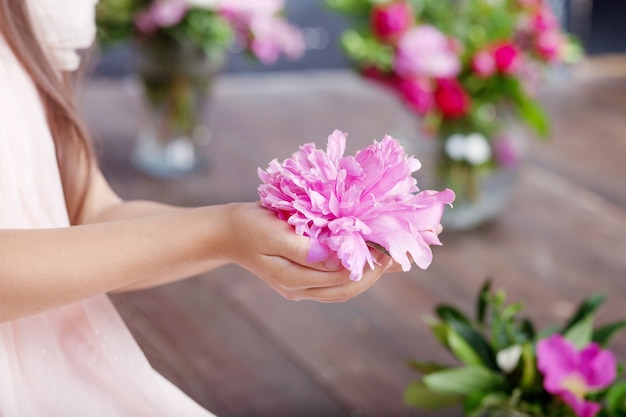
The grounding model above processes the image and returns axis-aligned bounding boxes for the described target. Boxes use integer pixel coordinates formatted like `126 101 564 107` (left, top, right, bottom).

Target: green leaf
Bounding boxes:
519 318 536 342
426 316 450 348
477 279 492 324
407 360 449 375
515 95 550 138
564 312 594 349
404 381 463 410
447 325 485 366
437 305 472 324
448 318 499 370
424 366 505 396
464 390 491 415
520 343 537 389
562 293 606 334
606 382 626 413
593 320 626 347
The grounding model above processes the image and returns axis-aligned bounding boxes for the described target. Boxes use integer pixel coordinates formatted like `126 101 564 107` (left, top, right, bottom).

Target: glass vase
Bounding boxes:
414 116 527 231
132 37 226 178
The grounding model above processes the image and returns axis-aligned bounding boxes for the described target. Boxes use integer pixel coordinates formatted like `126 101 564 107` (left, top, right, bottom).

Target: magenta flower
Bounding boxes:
394 25 461 79
493 42 522 74
537 334 617 417
395 76 434 116
370 1 414 43
258 130 455 281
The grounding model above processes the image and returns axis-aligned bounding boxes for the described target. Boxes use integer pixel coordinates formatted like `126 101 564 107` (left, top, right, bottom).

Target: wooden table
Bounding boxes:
80 55 626 417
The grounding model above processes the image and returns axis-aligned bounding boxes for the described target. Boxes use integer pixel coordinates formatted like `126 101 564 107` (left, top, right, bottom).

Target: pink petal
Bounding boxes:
537 334 580 395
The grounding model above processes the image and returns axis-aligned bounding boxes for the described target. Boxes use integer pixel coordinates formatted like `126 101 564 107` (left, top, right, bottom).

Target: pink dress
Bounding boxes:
0 1 217 415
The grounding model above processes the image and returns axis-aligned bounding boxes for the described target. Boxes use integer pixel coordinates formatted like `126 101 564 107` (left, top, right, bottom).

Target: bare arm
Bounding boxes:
0 166 392 322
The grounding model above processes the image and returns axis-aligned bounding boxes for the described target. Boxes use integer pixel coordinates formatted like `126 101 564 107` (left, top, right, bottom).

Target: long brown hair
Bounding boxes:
0 0 93 225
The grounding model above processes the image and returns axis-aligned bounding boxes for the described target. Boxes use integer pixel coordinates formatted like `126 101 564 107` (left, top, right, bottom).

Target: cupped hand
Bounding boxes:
223 202 393 302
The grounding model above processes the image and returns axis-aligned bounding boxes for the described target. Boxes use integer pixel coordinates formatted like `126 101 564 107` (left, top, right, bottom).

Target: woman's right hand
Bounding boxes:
222 202 393 303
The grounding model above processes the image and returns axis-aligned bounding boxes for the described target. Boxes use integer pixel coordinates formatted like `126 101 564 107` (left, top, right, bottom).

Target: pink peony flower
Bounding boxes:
219 0 304 63
248 16 305 64
370 1 414 43
258 130 454 281
434 78 470 119
537 334 617 417
394 25 461 79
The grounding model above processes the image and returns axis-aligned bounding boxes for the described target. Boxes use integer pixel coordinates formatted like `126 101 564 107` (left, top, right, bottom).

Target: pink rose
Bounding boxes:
493 42 521 74
394 25 461 79
395 76 434 116
535 30 565 62
471 50 497 77
370 1 414 43
434 78 469 119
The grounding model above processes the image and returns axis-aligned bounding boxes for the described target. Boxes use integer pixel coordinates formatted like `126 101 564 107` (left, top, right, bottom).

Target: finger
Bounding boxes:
259 254 353 290
300 255 392 302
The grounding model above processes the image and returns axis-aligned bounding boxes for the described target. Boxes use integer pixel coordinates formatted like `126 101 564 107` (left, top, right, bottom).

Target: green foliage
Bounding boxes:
96 0 233 53
404 279 626 416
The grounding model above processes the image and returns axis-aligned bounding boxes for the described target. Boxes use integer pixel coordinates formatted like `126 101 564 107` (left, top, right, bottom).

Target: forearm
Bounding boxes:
0 205 233 322
81 199 231 291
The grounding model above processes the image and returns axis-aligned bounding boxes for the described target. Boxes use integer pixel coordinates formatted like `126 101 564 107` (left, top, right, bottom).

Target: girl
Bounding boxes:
0 0 393 415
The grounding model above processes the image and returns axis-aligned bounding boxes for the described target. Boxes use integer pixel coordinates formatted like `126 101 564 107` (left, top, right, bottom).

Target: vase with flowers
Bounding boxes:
96 0 305 177
327 0 581 229
405 279 626 417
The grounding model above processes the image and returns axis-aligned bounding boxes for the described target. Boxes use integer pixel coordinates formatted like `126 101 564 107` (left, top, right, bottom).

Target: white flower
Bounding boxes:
444 133 492 165
464 133 491 165
496 344 523 373
444 134 467 161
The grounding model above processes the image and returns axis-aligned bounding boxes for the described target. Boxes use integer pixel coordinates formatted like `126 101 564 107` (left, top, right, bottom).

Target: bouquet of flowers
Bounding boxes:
326 0 581 226
258 130 455 281
96 0 305 64
95 0 305 177
405 279 626 417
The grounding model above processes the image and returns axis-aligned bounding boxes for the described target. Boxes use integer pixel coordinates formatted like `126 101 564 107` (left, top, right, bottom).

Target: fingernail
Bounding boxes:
323 257 342 270
383 259 394 272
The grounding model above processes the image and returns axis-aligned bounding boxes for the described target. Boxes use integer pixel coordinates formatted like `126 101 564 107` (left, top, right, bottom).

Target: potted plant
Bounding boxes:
405 279 626 416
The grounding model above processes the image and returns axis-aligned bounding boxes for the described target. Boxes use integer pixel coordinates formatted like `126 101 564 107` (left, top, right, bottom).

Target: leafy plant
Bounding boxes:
405 279 626 417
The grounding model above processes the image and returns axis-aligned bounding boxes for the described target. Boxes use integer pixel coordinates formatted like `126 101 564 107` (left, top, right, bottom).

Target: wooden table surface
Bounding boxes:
80 55 626 417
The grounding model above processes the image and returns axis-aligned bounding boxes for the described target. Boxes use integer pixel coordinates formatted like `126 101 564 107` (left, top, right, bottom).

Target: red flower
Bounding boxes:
434 78 470 119
370 1 413 43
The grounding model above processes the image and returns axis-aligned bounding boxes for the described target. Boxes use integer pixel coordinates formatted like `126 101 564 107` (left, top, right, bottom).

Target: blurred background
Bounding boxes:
83 1 626 416
92 0 625 77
